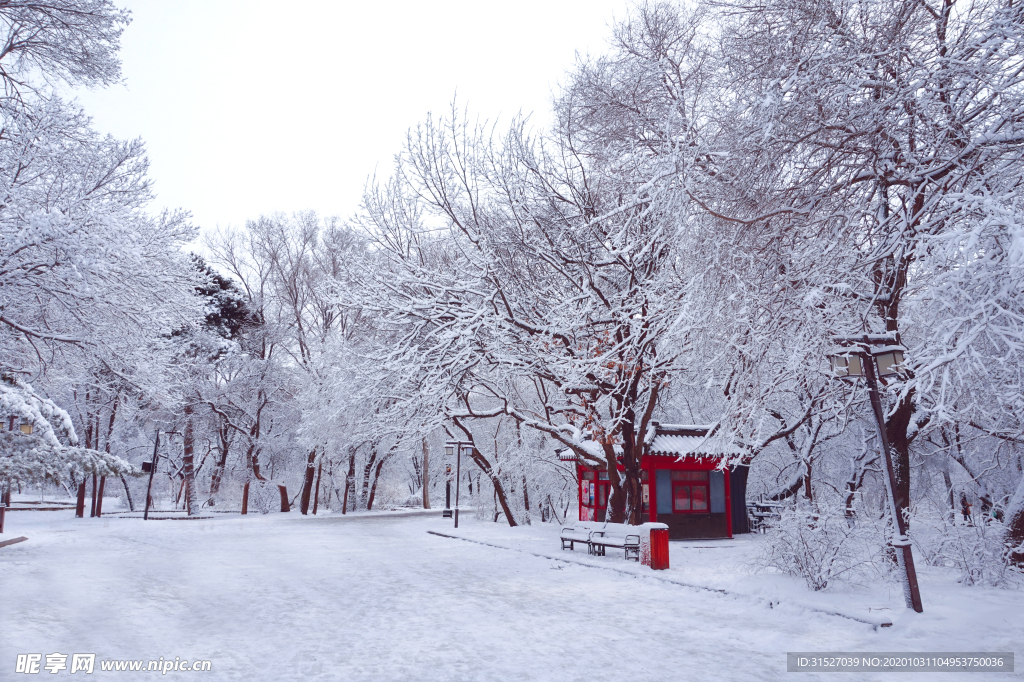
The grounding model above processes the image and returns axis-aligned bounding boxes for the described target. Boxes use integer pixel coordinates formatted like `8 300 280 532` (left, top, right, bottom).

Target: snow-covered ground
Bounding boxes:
1 508 1020 681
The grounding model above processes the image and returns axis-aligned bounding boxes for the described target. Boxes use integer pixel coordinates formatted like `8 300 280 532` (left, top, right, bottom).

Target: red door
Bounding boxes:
596 482 609 521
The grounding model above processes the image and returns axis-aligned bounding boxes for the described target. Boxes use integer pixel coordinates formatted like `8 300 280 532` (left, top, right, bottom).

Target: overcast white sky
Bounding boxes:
70 0 632 232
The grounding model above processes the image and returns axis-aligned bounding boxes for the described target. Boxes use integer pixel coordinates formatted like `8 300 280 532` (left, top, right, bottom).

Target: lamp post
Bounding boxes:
142 430 161 521
443 464 453 519
830 334 923 613
445 441 471 528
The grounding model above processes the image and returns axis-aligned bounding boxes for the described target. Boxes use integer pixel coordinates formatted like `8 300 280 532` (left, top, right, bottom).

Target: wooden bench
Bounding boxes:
748 500 784 533
560 525 592 551
589 527 641 561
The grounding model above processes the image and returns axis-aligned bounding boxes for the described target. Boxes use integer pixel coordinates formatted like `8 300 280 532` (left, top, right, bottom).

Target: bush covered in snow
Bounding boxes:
755 505 887 591
911 513 1023 588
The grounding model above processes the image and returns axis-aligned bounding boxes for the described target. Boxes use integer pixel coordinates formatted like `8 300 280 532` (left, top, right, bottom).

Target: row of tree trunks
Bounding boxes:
70 389 122 519
240 481 291 514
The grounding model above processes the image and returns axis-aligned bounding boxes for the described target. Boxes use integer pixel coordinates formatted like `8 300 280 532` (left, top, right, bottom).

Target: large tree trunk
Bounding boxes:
95 476 106 516
96 395 119 518
366 459 384 511
342 447 356 514
421 437 430 509
521 475 531 525
360 447 378 510
299 447 318 515
603 443 627 524
886 392 914 522
181 406 198 516
452 419 517 526
616 380 661 525
366 444 400 511
207 417 230 506
75 481 86 518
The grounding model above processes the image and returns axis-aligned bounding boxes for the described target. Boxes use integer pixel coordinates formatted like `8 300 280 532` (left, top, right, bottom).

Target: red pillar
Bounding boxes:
647 459 658 523
649 527 669 570
724 467 733 539
576 464 582 523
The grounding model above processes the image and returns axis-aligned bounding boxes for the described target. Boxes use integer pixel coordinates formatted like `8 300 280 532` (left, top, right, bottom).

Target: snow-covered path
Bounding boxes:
1 511 1018 681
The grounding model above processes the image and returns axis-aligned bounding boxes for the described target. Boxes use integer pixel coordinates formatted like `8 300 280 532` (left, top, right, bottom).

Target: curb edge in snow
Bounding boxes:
0 536 29 549
426 530 893 630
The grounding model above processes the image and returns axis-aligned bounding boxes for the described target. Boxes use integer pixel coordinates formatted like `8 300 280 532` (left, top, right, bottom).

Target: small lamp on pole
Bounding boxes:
829 335 922 613
143 430 161 521
443 459 453 519
445 440 470 528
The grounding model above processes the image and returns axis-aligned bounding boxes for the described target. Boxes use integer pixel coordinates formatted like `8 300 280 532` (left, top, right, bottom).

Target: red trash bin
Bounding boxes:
649 527 669 570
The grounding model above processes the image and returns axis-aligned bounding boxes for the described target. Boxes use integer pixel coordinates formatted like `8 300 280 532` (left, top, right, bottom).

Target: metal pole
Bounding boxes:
143 430 160 521
454 443 463 528
862 348 924 613
443 464 452 518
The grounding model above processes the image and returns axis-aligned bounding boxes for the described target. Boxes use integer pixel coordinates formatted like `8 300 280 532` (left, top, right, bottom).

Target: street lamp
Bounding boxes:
445 441 471 528
829 334 922 613
143 430 160 520
442 464 453 519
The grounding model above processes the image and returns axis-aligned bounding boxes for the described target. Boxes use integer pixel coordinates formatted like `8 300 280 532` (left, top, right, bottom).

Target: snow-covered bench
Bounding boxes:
560 524 592 551
588 524 641 562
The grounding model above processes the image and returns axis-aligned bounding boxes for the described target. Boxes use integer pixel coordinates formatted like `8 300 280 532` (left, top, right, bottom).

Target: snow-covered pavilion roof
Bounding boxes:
646 423 745 457
647 434 745 457
556 422 744 462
